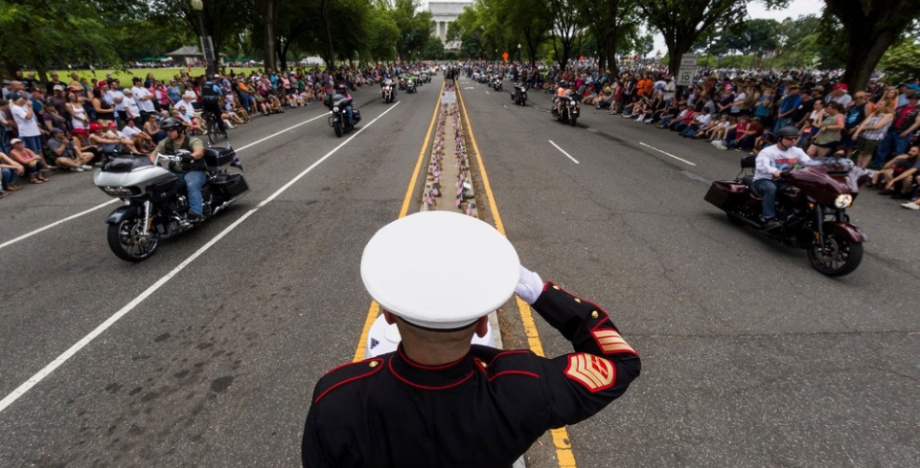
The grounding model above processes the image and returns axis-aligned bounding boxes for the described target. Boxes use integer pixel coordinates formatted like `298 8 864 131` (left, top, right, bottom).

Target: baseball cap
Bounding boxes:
53 85 64 91
97 80 107 88
832 83 848 91
361 211 520 330
10 138 22 145
6 91 23 101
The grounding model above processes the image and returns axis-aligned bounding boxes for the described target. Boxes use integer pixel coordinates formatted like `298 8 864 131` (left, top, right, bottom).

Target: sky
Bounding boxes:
648 0 825 57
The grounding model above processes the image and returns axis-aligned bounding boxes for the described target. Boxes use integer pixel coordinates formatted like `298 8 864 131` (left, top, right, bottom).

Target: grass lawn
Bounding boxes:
25 67 265 83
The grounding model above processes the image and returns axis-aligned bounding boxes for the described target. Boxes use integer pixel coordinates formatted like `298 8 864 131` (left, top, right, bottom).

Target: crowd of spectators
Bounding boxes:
474 61 920 212
0 64 400 199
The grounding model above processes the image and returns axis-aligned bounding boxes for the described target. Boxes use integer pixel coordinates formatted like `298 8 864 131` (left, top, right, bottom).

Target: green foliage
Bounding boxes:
878 39 920 85
0 0 118 76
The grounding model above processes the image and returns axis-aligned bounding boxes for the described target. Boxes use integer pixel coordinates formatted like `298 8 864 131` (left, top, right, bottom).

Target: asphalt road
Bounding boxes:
1 75 917 468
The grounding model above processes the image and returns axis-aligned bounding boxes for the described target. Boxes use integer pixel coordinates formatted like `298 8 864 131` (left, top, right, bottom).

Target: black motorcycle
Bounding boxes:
552 95 579 126
325 95 361 137
492 76 503 91
382 83 395 104
511 84 527 106
94 148 249 262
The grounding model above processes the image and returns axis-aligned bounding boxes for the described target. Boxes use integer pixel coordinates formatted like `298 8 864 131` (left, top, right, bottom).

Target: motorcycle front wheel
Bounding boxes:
334 121 343 137
107 216 159 262
806 233 863 276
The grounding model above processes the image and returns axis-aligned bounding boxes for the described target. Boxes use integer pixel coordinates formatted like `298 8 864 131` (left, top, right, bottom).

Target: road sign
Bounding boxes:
677 54 697 86
502 52 509 62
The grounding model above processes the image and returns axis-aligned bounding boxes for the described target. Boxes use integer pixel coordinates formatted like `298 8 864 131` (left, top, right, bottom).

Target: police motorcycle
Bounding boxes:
382 79 396 104
704 147 868 277
552 86 580 126
491 75 503 91
511 83 528 106
93 126 249 262
324 85 362 137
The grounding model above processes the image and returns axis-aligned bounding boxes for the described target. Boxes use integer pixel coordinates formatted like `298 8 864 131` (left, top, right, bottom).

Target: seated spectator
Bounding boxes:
47 128 93 171
1 151 24 192
716 115 758 150
88 122 122 154
105 122 139 153
682 107 713 138
900 173 920 210
703 115 731 141
143 113 166 143
91 82 116 125
658 104 689 129
873 146 919 198
71 128 101 164
122 88 141 126
8 138 49 183
121 118 154 151
173 106 203 133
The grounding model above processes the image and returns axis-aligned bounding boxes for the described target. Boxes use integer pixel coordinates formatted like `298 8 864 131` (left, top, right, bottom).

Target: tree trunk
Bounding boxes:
320 0 336 70
842 28 897 91
263 0 276 72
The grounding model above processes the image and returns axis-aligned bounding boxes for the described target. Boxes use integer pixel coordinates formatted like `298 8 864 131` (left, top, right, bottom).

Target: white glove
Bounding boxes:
515 265 544 305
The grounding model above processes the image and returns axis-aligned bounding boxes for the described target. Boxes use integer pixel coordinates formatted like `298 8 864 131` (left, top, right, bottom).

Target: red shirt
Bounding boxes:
895 104 917 129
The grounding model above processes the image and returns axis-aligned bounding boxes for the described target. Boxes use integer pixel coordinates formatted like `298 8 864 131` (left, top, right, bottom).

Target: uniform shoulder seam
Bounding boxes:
313 358 384 404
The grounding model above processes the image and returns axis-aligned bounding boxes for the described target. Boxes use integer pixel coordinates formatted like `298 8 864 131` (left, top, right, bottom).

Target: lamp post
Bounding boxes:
517 43 521 63
494 48 498 61
190 0 215 75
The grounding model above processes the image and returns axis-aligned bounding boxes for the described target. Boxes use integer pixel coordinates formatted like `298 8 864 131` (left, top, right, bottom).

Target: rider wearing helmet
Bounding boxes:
201 74 226 132
555 81 573 114
150 117 207 222
753 126 813 230
334 82 354 127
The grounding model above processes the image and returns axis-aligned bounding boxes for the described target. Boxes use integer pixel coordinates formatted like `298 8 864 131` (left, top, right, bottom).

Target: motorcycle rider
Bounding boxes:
382 76 397 99
201 74 226 132
555 81 574 115
753 126 813 230
331 83 354 127
149 117 207 222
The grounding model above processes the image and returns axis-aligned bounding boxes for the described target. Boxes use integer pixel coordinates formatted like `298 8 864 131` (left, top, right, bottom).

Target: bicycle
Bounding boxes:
202 110 227 145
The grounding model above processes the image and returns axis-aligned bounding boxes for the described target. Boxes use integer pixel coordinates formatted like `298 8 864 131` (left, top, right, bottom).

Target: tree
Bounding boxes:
638 0 757 75
574 0 640 75
824 0 920 91
543 0 583 66
0 0 117 79
154 0 252 64
390 0 433 61
878 38 920 86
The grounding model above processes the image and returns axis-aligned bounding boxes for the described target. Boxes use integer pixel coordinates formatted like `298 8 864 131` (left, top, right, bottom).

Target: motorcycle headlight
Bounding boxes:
333 106 340 113
101 186 138 197
834 194 853 209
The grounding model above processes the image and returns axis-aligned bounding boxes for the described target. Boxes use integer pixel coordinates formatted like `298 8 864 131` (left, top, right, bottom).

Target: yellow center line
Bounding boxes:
455 86 577 468
352 80 446 363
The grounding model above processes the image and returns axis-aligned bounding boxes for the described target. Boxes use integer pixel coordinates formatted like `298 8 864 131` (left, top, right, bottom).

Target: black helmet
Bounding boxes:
336 83 347 94
775 126 798 139
161 117 183 132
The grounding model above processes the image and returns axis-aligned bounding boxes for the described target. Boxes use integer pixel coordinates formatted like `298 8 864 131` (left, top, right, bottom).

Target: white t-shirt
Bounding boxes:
174 99 194 114
11 103 41 137
121 124 142 137
106 89 126 111
132 86 156 112
731 92 747 113
694 113 713 126
123 96 140 117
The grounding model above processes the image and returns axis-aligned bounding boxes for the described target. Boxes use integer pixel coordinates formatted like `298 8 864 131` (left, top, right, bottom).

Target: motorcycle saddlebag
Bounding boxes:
210 173 249 198
704 181 748 209
205 147 236 172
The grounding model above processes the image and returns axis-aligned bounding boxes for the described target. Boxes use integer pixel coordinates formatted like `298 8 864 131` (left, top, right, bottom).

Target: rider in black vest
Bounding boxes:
150 117 207 221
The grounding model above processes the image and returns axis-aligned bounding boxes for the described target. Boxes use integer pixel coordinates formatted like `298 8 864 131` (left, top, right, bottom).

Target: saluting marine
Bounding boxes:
301 211 641 468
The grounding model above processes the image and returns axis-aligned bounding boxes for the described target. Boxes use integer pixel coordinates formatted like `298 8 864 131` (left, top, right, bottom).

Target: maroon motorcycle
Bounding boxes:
705 155 868 276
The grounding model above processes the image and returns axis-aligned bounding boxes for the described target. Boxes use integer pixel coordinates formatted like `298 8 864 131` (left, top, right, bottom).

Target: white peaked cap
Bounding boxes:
361 211 520 330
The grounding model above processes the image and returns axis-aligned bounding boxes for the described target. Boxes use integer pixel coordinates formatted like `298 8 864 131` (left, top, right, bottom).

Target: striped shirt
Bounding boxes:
860 113 891 141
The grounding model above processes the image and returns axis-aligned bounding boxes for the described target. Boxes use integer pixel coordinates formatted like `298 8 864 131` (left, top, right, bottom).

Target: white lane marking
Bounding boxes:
549 140 580 164
0 112 331 252
486 91 490 95
639 142 697 166
0 103 400 414
0 199 120 250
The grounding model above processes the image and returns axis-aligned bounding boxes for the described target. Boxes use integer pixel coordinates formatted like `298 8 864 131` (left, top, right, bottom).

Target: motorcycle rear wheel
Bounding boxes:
806 233 863 276
107 216 159 262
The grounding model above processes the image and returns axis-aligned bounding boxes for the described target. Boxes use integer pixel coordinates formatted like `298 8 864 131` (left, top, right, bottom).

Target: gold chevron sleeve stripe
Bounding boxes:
564 353 616 393
592 329 636 354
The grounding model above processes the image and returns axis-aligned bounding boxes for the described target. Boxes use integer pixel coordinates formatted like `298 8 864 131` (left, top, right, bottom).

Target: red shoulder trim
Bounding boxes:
313 358 384 404
486 349 531 367
488 370 540 382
